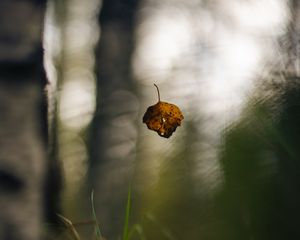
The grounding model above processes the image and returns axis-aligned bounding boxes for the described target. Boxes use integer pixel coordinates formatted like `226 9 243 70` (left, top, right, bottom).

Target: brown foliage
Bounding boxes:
143 84 184 138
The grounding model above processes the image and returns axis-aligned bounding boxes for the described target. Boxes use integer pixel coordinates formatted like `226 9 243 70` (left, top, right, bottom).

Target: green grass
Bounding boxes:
122 184 146 240
122 184 131 240
47 187 149 240
91 190 103 240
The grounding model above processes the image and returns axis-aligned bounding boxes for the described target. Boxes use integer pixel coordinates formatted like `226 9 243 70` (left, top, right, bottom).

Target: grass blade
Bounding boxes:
56 213 81 240
122 184 132 240
91 190 103 240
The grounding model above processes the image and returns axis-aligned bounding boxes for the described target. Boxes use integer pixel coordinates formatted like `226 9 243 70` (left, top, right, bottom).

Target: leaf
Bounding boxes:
143 84 184 138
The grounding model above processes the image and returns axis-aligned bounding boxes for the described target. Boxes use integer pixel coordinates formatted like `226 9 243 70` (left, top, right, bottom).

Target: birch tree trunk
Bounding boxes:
0 0 49 239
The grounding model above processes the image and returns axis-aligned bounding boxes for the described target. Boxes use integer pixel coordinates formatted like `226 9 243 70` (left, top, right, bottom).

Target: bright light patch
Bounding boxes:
59 78 96 129
219 34 261 77
222 0 289 33
133 11 191 83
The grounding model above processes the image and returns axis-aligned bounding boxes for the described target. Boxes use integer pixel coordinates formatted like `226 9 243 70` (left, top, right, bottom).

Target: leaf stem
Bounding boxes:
154 84 160 102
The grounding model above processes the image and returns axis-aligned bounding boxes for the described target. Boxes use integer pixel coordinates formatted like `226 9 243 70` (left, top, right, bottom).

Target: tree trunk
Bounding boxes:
90 0 140 238
0 0 49 239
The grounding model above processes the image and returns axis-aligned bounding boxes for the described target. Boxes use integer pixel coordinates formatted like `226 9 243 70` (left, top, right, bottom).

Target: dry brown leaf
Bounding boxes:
143 84 184 138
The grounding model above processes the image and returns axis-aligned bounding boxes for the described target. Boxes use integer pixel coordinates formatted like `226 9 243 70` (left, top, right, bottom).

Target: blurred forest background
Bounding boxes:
41 0 300 239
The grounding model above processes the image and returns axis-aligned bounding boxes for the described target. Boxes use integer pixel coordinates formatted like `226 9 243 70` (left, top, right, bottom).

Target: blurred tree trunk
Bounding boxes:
90 0 140 238
0 0 50 239
44 0 65 224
